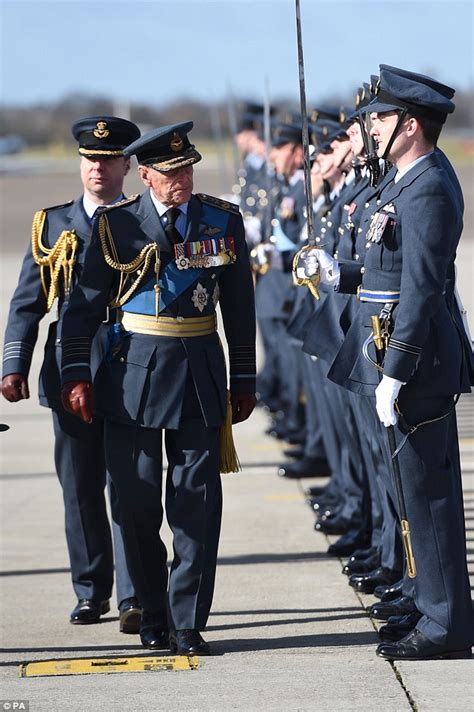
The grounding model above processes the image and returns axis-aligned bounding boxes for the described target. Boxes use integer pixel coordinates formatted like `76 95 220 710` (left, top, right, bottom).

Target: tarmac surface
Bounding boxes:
0 162 473 710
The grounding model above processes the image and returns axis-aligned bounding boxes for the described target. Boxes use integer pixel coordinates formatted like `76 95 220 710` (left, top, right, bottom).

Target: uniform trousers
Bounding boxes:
377 395 472 649
52 409 135 605
105 417 222 632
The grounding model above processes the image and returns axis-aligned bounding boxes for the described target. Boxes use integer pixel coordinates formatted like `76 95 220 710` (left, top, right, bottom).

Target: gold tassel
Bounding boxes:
219 392 241 474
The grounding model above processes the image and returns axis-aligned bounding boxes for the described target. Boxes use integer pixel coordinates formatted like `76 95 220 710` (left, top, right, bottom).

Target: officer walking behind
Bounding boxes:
1 117 142 632
306 66 473 660
60 122 257 655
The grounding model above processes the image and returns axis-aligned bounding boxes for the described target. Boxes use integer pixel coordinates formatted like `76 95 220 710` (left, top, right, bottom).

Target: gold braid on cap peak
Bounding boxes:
31 210 79 312
98 213 161 309
78 147 124 156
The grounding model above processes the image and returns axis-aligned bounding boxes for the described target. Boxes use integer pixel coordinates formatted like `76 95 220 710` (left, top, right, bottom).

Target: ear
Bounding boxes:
138 165 152 187
406 116 420 137
123 159 131 177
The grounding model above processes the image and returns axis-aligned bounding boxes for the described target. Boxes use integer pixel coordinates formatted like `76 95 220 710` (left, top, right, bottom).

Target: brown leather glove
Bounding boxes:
61 381 95 424
1 373 30 402
230 393 256 424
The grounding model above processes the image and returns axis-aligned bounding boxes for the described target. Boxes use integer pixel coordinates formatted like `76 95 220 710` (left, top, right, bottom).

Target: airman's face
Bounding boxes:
370 111 401 158
317 150 340 184
270 142 301 177
346 121 364 158
139 164 194 206
80 156 130 201
330 138 352 171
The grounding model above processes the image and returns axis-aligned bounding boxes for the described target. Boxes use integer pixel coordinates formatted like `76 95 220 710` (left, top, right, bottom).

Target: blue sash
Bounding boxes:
122 201 230 316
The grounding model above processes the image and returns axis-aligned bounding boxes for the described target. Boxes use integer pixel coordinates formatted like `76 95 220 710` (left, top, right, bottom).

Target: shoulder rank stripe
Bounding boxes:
43 199 74 212
196 193 240 214
100 194 140 213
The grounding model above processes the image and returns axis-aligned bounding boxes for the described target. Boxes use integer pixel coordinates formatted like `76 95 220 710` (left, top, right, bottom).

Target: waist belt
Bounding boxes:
357 287 400 304
120 311 217 337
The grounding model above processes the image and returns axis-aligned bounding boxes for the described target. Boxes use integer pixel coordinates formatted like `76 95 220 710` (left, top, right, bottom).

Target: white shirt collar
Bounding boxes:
149 189 189 219
394 151 433 183
82 192 123 219
289 169 304 187
344 169 356 186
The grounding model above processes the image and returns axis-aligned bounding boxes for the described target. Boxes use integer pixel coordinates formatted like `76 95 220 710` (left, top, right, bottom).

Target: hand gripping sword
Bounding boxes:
365 314 417 578
291 0 320 300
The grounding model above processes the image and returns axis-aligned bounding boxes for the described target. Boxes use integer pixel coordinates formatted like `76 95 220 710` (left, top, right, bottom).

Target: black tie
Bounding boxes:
163 207 182 245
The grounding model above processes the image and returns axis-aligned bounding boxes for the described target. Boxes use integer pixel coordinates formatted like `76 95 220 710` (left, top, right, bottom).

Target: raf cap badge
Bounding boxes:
93 121 110 139
170 132 184 152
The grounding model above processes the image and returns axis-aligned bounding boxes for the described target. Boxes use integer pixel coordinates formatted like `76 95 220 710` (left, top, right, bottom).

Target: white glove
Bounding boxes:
297 248 340 286
244 216 262 247
375 375 403 427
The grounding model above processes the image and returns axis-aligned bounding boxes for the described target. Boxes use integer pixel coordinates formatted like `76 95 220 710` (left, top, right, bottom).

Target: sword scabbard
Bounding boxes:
401 519 417 578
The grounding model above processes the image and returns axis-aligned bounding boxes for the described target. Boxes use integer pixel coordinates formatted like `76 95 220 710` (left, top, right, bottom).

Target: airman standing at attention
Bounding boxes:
306 66 473 660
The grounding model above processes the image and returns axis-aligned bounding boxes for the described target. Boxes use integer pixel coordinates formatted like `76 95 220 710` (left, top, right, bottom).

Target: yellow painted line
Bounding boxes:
264 494 304 502
19 655 199 678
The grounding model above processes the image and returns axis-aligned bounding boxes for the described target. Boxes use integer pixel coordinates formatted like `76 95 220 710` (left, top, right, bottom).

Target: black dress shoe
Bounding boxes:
342 550 381 575
139 611 169 650
347 547 377 563
309 495 341 512
70 599 110 624
169 629 211 656
283 446 305 460
314 515 354 536
304 484 328 497
376 629 472 661
278 457 331 479
349 567 402 594
119 597 142 634
373 579 404 601
327 531 372 558
378 611 422 642
369 595 417 621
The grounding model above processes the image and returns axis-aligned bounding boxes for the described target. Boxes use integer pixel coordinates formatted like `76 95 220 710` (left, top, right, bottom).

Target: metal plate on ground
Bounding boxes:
19 654 199 677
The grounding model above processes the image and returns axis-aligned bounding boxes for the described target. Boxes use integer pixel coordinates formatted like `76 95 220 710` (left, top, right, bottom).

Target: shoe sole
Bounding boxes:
377 648 472 661
120 608 142 634
70 601 110 625
169 643 211 656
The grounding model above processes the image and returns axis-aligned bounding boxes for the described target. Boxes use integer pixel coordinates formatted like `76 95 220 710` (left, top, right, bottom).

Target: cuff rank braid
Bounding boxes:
61 336 92 375
3 340 34 367
229 344 257 384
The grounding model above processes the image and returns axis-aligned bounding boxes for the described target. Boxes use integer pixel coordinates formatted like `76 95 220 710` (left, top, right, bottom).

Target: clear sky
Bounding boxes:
1 0 472 107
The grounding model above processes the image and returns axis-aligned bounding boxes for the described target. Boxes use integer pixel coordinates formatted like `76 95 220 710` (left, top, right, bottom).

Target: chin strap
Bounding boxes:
381 108 407 161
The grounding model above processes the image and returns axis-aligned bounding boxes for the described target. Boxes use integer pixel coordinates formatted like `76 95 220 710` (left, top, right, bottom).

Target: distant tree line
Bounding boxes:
1 91 473 148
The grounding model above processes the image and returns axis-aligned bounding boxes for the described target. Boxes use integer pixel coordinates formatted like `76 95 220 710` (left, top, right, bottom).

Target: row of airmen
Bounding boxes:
1 62 472 661
231 64 473 660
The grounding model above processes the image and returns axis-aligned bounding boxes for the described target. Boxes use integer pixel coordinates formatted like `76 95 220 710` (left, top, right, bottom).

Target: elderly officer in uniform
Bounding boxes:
1 116 141 632
59 122 256 655
305 66 472 660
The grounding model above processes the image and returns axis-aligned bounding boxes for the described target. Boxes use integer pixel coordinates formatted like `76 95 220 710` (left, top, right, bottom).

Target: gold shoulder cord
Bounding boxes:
31 210 79 312
98 213 161 317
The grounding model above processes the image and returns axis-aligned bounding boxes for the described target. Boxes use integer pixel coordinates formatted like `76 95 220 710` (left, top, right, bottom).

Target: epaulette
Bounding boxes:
43 199 74 212
196 193 240 214
100 194 140 213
